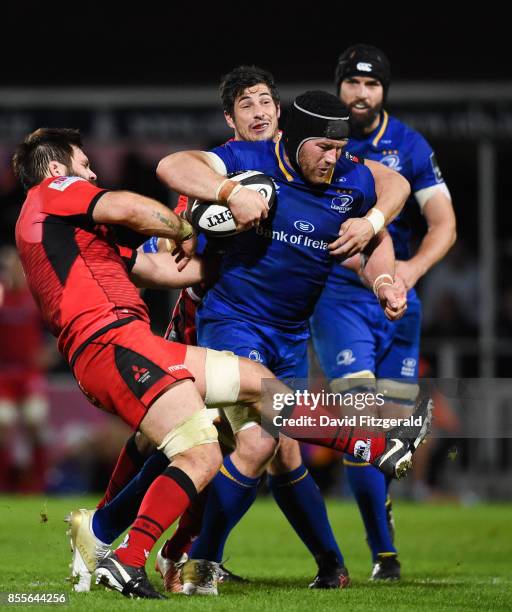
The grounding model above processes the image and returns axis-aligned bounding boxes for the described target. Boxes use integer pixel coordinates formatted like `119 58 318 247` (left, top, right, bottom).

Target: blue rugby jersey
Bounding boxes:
331 111 447 300
202 138 376 330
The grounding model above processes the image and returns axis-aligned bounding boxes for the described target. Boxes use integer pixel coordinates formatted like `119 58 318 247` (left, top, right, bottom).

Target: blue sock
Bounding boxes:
189 454 259 562
268 464 345 566
92 451 169 544
344 456 396 560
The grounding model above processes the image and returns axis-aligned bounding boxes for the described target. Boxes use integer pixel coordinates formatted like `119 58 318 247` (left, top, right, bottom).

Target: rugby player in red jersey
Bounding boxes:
12 127 268 599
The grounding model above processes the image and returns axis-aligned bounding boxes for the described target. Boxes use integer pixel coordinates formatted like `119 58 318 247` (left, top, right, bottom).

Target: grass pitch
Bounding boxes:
0 495 511 611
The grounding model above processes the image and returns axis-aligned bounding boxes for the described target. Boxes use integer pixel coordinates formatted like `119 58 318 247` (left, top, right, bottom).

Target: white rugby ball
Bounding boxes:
189 171 276 237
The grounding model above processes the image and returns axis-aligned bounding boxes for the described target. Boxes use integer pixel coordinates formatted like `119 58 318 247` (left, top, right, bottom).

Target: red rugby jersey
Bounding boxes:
15 176 149 363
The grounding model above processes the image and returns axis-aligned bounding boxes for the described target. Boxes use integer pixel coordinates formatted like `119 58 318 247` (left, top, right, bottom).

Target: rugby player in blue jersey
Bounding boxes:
156 89 418 594
310 45 456 580
66 79 420 595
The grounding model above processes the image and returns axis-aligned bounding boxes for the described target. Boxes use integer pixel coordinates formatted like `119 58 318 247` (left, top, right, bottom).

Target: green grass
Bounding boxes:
0 496 511 610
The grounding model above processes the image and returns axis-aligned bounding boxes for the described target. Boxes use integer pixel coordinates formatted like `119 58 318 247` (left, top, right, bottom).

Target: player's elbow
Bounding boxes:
447 219 457 250
156 155 176 186
396 172 411 202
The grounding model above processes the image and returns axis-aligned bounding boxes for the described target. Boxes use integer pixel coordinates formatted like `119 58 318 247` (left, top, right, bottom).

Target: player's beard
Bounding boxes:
348 102 383 137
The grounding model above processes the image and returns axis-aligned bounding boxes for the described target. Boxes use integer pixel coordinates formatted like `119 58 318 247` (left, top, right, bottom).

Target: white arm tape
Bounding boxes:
365 208 385 234
415 183 451 211
204 152 228 176
373 273 394 297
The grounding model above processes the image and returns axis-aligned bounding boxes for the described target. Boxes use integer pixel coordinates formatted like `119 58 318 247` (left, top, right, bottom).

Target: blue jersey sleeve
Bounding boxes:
409 132 445 192
210 142 247 175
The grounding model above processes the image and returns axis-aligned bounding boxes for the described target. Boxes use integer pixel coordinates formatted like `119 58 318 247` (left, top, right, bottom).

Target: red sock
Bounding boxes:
280 403 386 462
115 466 196 567
97 434 145 509
162 487 207 561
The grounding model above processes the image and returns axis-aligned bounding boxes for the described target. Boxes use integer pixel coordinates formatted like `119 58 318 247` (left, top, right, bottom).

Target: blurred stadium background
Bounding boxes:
1 9 511 504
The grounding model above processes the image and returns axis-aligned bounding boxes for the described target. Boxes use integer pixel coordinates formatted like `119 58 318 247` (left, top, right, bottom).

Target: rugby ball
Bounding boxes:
189 171 276 237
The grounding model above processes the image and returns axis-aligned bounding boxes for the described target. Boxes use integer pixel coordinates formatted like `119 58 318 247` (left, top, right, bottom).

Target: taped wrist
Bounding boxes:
216 179 242 204
365 208 386 234
373 273 394 297
176 219 194 242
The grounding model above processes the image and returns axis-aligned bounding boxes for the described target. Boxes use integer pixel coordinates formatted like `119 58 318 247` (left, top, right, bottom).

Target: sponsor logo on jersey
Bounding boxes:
168 364 187 373
337 349 356 366
344 152 360 164
294 220 315 233
356 62 373 72
331 195 354 213
248 350 263 363
48 176 85 191
401 357 417 377
380 154 402 172
255 225 328 251
354 438 372 461
132 365 151 384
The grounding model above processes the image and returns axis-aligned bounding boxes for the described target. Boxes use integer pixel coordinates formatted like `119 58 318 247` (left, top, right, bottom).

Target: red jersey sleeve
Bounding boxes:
40 176 108 221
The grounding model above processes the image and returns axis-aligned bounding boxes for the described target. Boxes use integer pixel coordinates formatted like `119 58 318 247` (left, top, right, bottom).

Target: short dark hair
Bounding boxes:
12 127 83 191
219 65 280 115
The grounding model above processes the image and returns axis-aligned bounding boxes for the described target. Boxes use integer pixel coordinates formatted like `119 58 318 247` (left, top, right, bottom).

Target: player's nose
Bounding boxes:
325 150 337 164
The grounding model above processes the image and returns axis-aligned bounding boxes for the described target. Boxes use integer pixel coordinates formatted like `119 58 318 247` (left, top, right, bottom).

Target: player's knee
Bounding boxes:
157 409 219 461
188 441 223 478
236 426 278 467
134 431 155 457
221 404 260 436
175 441 223 488
269 436 301 474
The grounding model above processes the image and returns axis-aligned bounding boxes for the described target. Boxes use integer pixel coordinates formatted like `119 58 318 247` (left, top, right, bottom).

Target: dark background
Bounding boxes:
0 8 510 495
3 8 509 86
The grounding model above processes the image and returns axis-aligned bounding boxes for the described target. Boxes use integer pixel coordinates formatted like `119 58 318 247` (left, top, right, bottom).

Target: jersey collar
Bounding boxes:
369 110 389 148
274 135 295 182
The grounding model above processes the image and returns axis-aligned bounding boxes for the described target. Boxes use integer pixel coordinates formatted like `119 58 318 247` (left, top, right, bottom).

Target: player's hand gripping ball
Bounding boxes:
189 171 276 237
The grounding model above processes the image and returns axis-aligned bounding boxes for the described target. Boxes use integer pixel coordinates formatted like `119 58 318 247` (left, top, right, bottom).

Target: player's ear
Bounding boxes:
224 111 236 130
48 160 64 177
276 103 281 119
